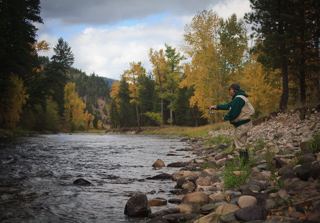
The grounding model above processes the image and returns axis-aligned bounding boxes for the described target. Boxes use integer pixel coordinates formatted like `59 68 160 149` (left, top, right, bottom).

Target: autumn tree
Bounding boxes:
0 75 29 128
149 48 167 124
180 10 221 122
97 120 103 129
240 55 281 116
83 110 91 131
122 62 146 128
64 82 86 129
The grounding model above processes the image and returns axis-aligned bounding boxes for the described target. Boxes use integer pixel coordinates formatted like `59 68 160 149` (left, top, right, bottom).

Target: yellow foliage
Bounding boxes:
180 10 223 120
89 114 95 129
0 75 29 128
83 110 91 130
110 81 120 99
31 40 50 56
110 81 121 112
123 61 145 105
35 40 50 52
149 48 168 91
64 83 86 128
97 120 103 129
239 56 281 114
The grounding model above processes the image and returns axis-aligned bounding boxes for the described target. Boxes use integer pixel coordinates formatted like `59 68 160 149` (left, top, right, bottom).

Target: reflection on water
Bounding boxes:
0 134 194 222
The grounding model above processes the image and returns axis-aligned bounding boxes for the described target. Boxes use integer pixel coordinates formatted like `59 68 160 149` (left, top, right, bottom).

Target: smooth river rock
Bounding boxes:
124 193 151 217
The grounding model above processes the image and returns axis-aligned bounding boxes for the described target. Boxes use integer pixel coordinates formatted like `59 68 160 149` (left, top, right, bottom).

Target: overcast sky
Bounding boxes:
37 0 252 80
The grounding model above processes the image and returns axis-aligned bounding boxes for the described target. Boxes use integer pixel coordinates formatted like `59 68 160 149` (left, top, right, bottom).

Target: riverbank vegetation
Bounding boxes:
1 0 319 134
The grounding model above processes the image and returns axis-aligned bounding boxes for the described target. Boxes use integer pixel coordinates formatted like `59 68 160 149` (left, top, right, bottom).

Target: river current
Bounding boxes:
0 134 195 223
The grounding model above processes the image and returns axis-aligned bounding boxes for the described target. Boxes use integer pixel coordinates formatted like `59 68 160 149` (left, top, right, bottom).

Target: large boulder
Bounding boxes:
124 193 151 217
294 163 312 181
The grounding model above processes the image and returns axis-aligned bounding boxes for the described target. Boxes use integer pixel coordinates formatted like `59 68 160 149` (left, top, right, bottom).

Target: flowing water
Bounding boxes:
0 134 195 223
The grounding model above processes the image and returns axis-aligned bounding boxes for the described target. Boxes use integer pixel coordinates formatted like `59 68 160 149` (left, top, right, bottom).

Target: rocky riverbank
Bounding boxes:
124 107 320 223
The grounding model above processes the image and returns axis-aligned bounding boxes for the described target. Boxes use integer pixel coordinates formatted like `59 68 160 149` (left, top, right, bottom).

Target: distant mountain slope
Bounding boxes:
69 68 112 128
103 77 118 88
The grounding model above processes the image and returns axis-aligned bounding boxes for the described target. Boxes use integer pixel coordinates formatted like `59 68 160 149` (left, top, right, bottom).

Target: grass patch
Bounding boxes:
143 123 232 138
85 129 106 134
222 157 253 188
307 132 320 153
265 149 285 187
205 134 233 146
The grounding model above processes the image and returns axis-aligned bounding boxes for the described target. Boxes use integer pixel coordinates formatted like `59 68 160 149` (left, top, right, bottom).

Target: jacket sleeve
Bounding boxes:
217 102 232 110
223 97 245 121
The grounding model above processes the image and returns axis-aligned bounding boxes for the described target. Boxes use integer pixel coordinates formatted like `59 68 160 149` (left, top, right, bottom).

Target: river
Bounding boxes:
0 134 195 223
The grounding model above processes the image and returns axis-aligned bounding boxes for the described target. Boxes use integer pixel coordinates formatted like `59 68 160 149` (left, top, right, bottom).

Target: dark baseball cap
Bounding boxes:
227 83 240 91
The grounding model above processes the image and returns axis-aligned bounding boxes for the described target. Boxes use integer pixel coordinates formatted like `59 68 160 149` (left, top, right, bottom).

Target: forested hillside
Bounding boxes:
69 68 113 128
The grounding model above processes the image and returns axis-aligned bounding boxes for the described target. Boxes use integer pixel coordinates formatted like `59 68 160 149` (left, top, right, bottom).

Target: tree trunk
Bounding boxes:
135 104 140 128
170 101 173 125
158 69 164 124
299 64 306 105
279 16 289 112
298 6 306 105
170 89 173 125
280 54 289 112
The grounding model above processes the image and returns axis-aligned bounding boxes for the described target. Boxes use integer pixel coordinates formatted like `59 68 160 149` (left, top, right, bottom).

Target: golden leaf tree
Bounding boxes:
180 10 221 121
0 75 29 128
240 55 281 115
122 61 146 128
149 48 167 123
110 81 121 110
64 82 86 129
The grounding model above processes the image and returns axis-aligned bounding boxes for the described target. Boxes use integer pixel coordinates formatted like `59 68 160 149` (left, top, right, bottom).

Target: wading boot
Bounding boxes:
239 150 249 165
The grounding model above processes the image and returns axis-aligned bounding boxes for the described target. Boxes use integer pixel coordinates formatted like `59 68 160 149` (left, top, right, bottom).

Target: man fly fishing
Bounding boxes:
209 83 255 164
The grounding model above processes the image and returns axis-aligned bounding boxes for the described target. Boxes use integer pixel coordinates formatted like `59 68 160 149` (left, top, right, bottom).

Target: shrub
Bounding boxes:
222 157 252 188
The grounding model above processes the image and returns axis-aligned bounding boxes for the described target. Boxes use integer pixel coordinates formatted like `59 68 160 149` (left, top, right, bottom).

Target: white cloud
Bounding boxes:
212 0 251 20
37 0 251 80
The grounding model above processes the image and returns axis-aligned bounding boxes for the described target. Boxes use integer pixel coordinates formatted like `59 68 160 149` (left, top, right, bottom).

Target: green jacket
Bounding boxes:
217 90 251 127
